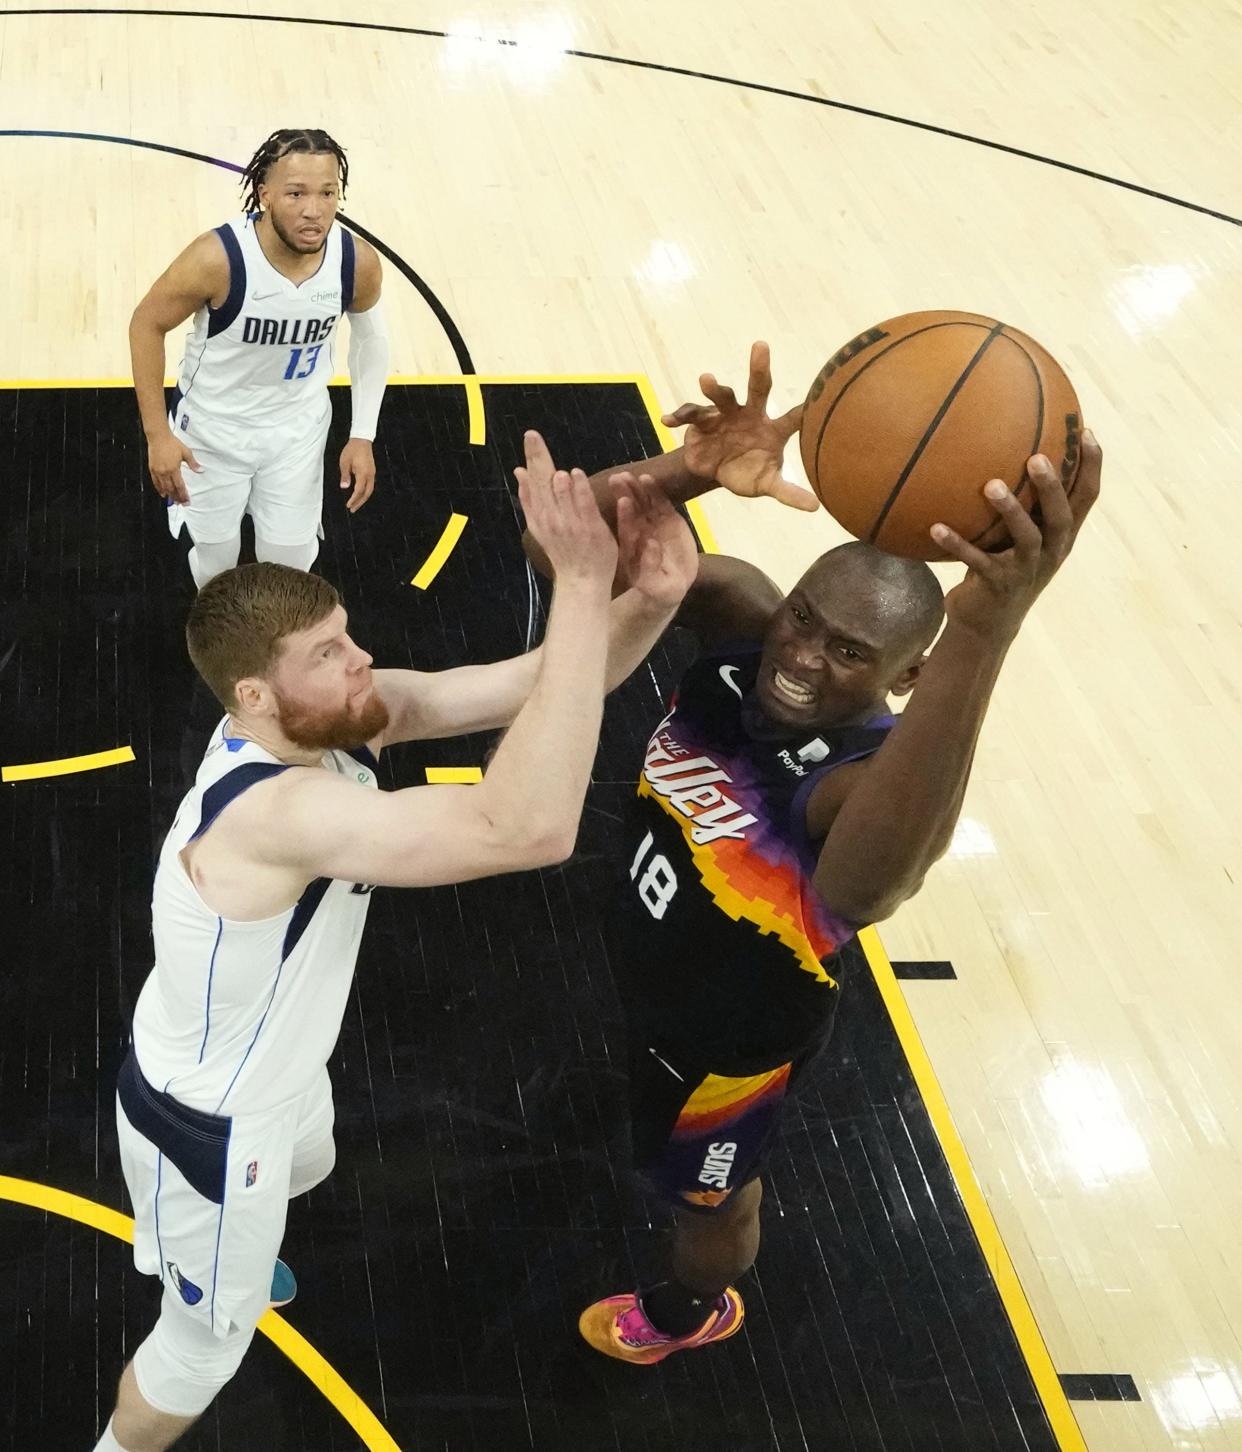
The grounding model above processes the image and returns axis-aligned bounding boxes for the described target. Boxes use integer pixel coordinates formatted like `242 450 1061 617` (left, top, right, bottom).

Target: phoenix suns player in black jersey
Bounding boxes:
525 342 1101 1365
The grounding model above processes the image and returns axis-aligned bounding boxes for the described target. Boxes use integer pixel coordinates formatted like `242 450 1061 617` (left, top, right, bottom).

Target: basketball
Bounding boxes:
799 310 1083 560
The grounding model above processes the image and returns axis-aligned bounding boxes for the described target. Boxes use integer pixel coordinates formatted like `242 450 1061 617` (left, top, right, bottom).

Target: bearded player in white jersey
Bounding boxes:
93 436 699 1452
130 128 388 590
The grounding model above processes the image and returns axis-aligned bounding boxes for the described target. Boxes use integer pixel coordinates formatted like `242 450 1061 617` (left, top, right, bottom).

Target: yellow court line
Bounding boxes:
0 1176 403 1452
629 379 1083 1450
858 929 1087 1450
2 745 136 783
425 766 483 784
410 513 469 590
0 373 660 390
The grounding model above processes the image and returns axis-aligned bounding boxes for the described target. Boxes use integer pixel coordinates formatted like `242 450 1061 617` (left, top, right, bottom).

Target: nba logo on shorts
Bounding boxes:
245 1159 259 1188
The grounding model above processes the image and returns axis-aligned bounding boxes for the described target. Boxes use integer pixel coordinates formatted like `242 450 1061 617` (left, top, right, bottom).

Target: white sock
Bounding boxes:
93 1417 130 1451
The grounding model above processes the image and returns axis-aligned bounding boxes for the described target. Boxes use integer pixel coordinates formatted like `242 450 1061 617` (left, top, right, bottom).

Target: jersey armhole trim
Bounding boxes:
191 762 290 842
207 225 246 338
341 229 357 313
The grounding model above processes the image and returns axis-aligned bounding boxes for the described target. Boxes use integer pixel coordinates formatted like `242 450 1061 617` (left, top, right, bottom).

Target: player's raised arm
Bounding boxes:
261 440 620 885
521 341 816 583
807 437 1103 925
375 454 699 744
129 232 227 502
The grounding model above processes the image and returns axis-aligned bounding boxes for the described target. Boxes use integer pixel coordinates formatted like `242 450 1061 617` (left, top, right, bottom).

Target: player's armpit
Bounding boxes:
675 554 782 645
257 768 569 889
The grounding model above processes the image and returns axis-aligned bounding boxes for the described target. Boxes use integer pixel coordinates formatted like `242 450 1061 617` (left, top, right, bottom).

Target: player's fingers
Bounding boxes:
930 521 1002 577
1023 455 1072 544
523 429 555 480
763 476 821 513
661 402 722 432
982 478 1041 560
515 466 534 520
183 448 204 474
774 402 805 440
1069 429 1102 530
744 341 772 412
699 373 739 413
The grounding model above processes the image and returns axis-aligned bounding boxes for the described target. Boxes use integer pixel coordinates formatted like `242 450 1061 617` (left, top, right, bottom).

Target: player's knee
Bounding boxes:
188 537 241 590
254 535 319 573
721 1176 762 1224
131 1299 255 1418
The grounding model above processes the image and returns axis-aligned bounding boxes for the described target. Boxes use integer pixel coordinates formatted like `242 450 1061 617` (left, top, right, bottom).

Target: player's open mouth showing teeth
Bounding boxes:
773 669 815 705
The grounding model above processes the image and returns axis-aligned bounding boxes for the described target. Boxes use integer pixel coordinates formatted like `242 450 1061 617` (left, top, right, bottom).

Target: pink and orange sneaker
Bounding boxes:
578 1288 745 1365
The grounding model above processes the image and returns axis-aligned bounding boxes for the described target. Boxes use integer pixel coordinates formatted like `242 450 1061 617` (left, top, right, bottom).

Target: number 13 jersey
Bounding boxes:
172 214 357 429
609 645 895 1075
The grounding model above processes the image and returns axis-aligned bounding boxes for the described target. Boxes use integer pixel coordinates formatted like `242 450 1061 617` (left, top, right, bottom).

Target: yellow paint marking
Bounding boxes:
3 745 136 783
858 928 1086 1451
0 1176 403 1451
425 766 484 784
463 376 486 444
410 513 468 590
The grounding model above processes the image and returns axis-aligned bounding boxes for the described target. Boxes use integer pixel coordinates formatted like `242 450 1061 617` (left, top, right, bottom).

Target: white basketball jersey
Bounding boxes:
172 214 356 429
131 719 377 1115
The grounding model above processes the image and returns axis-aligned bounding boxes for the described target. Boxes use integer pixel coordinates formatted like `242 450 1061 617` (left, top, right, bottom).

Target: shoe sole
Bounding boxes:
580 1291 745 1365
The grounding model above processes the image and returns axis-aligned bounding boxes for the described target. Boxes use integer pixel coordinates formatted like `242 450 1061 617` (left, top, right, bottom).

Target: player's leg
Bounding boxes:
96 1369 192 1450
668 1174 763 1306
579 1041 790 1362
105 1057 298 1446
249 404 331 573
164 415 251 590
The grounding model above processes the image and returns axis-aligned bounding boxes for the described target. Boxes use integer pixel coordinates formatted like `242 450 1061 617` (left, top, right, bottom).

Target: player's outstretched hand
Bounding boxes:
339 438 377 513
146 430 202 505
934 430 1102 644
515 431 618 588
661 341 819 513
611 472 699 612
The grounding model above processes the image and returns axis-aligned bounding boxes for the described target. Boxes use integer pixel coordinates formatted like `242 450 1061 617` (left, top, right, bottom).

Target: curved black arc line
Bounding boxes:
3 9 1239 227
0 127 475 375
335 211 473 375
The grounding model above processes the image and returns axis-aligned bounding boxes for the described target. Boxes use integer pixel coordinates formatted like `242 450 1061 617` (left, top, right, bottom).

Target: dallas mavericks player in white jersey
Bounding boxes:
130 129 389 590
94 437 701 1452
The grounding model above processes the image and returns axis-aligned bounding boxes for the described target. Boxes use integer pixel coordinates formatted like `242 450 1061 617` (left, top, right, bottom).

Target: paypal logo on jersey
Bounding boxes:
241 316 337 347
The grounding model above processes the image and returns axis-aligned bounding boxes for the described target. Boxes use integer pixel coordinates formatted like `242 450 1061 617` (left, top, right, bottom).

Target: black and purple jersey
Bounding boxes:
609 645 894 1073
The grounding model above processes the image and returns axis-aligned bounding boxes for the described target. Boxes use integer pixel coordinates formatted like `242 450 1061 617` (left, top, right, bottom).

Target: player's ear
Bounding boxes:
233 676 272 715
889 656 927 698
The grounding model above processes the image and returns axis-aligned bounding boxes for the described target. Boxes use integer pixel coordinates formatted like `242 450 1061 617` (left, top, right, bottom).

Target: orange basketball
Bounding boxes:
799 310 1083 560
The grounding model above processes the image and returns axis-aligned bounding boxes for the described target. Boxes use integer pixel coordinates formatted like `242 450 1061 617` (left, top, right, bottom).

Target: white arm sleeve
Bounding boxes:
346 301 390 441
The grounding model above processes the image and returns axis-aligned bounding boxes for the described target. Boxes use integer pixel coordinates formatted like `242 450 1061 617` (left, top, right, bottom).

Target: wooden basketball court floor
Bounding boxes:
1 3 1241 1448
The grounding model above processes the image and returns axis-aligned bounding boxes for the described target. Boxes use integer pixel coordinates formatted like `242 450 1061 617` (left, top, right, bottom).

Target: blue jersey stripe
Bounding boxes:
341 228 356 312
197 918 225 1064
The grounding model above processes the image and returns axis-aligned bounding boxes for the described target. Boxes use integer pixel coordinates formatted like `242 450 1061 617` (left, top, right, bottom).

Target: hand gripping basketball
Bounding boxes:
935 431 1102 643
661 342 820 513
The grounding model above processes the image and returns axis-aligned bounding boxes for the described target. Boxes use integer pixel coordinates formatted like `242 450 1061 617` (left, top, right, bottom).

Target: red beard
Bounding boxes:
274 686 390 752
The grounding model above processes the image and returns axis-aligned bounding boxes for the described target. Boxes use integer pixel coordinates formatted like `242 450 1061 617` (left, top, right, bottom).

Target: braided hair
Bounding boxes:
239 129 349 213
